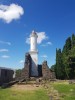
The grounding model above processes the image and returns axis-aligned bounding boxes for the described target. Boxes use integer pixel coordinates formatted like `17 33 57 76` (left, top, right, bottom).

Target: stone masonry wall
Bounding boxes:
21 53 31 79
42 61 55 79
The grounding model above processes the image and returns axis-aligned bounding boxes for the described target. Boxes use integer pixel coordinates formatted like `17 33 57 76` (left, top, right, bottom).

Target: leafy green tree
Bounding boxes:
68 45 75 79
56 49 64 79
62 55 70 79
51 64 56 71
72 33 75 48
15 69 22 78
62 37 71 55
54 34 75 79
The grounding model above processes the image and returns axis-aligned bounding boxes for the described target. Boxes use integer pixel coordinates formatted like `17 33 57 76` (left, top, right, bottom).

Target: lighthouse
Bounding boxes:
29 30 38 76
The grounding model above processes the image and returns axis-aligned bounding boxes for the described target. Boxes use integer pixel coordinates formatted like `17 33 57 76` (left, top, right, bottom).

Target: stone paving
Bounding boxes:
43 82 61 100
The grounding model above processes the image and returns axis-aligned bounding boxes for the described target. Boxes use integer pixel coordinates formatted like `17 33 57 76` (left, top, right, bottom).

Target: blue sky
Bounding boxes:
0 0 75 69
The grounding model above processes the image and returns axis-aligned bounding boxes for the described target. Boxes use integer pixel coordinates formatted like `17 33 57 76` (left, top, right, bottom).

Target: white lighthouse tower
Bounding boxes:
29 30 38 76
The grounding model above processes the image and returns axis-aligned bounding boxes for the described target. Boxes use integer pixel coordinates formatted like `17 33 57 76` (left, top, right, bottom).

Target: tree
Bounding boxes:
51 64 56 71
72 33 75 48
51 33 75 79
62 37 71 55
55 49 64 79
62 37 72 79
62 55 70 79
15 69 22 78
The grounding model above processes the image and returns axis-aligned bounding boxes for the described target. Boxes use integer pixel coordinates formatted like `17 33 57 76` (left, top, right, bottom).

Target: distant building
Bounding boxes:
0 67 14 85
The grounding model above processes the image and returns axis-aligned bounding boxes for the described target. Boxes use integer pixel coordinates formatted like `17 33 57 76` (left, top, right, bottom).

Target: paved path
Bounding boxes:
43 82 61 100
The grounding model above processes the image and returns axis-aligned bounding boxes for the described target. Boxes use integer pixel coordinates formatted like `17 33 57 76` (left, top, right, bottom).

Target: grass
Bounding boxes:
52 81 75 100
0 81 75 100
0 86 49 100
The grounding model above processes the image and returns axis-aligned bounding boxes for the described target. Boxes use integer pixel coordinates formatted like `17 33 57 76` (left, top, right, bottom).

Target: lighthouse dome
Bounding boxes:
31 30 38 37
32 30 36 34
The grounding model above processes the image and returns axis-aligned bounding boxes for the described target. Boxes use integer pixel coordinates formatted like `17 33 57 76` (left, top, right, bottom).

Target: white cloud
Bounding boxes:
26 32 48 44
0 49 9 52
47 42 52 45
19 60 24 64
37 32 48 44
0 3 24 23
26 38 30 44
41 55 48 58
1 55 10 58
0 41 11 45
41 41 52 47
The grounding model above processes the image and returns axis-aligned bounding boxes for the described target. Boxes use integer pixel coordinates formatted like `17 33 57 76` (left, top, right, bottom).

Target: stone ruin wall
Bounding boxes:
42 61 56 79
21 53 56 80
21 53 31 79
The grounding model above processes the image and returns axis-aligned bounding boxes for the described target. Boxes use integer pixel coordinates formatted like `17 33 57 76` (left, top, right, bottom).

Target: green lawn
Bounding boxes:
52 82 75 100
0 86 49 100
1 81 75 100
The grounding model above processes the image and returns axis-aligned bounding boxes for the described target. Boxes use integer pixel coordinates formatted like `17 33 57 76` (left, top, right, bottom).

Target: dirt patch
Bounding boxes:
11 84 42 91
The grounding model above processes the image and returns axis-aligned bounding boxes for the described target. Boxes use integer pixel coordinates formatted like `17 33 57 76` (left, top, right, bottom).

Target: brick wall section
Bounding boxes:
42 61 55 79
21 53 31 79
21 54 56 79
